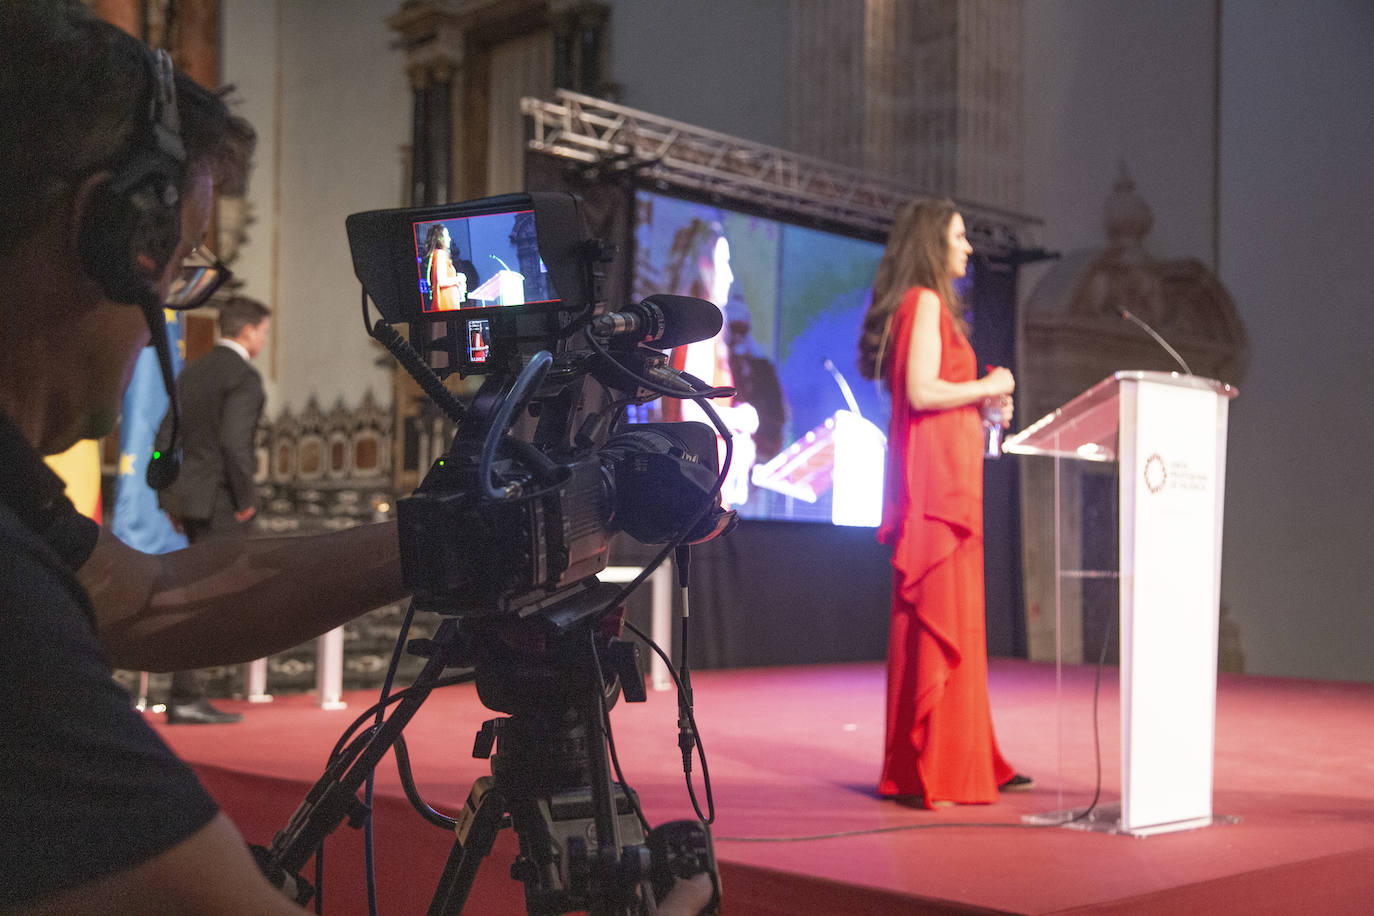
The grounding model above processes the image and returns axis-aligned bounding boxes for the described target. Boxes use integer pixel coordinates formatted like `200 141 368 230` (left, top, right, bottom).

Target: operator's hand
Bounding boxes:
656 873 715 916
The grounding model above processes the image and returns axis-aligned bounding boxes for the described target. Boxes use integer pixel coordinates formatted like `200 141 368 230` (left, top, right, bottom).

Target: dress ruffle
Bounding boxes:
877 288 1014 805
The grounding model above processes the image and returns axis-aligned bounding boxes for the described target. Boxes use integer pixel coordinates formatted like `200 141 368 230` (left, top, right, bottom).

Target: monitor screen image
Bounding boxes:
411 209 554 314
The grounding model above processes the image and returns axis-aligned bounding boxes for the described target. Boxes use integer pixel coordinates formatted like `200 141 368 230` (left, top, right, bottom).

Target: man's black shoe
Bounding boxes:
166 699 243 725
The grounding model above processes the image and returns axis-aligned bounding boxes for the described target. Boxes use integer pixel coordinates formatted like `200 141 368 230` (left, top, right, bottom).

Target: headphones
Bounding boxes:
74 47 189 491
77 47 186 310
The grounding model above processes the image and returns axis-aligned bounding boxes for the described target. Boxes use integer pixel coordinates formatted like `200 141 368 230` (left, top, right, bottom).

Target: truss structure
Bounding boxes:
521 89 1037 256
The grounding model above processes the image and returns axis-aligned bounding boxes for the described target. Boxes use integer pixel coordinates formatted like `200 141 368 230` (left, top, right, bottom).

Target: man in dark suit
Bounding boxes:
155 296 271 723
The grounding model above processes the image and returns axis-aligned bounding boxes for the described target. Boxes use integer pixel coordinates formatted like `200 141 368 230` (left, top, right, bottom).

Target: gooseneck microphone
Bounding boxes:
590 295 723 350
1117 306 1193 376
822 357 862 417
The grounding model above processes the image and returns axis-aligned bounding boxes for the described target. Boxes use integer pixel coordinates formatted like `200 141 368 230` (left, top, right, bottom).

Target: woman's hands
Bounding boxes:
982 366 1014 397
980 367 1014 426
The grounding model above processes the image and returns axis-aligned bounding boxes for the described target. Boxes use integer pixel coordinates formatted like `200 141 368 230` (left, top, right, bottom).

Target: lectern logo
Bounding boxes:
1144 453 1168 494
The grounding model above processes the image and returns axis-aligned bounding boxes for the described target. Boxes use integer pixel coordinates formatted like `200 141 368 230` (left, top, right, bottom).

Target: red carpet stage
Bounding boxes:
149 659 1374 914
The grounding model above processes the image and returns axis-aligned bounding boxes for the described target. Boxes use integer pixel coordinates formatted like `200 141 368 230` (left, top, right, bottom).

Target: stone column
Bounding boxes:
789 0 1023 212
388 4 465 206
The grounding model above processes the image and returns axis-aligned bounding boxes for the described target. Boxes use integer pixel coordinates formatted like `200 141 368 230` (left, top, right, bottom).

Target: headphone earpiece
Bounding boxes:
77 48 185 309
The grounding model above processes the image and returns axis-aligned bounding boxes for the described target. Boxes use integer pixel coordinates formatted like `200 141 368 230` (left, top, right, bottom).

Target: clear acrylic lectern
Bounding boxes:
1004 371 1238 836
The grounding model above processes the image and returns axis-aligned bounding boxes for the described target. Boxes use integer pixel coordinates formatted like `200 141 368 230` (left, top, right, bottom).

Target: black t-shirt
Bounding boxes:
0 413 218 906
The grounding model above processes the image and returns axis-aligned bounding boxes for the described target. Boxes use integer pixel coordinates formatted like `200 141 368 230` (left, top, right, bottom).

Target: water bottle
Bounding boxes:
981 401 1004 459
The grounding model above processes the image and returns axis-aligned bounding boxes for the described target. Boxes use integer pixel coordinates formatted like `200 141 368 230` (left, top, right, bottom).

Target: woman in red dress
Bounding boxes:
858 198 1025 807
423 224 466 311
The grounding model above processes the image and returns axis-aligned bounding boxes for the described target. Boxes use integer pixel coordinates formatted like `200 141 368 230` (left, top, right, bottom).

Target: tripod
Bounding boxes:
262 581 664 915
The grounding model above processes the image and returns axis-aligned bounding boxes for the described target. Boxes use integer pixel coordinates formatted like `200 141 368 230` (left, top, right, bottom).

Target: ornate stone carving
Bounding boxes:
1017 165 1248 669
1052 164 1248 378
254 391 395 534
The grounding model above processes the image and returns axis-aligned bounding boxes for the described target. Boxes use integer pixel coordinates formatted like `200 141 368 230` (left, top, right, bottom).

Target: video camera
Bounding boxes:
346 191 736 617
266 191 730 914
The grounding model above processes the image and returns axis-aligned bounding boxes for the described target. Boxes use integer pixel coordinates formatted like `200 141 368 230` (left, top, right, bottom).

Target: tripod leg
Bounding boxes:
266 618 470 878
428 776 506 916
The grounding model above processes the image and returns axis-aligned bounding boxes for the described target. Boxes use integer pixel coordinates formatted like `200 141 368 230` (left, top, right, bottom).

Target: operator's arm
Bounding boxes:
11 813 306 916
79 521 405 672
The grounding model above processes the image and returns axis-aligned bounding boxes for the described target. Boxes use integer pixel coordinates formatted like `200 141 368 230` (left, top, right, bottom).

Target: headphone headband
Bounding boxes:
148 49 186 167
78 45 187 308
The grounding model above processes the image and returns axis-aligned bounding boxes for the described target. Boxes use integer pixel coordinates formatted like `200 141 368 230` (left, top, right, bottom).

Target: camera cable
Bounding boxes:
595 348 733 827
360 595 420 916
308 593 478 914
710 594 1119 844
588 630 653 836
587 343 735 611
672 545 714 826
617 605 716 829
361 289 466 425
583 329 734 403
477 349 553 500
575 335 730 827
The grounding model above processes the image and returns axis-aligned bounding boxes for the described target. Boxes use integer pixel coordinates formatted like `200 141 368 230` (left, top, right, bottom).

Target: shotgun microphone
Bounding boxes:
591 295 723 350
1116 307 1193 376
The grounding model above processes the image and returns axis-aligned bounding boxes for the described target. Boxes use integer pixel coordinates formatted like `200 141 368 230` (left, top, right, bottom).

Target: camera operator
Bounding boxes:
1 5 720 915
0 2 404 911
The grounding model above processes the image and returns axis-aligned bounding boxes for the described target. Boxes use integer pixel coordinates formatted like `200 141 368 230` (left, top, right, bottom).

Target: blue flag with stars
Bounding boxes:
111 309 189 553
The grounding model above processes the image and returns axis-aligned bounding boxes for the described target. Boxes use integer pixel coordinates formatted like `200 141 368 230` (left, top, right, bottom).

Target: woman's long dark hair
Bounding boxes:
422 224 447 260
666 218 724 298
857 198 965 384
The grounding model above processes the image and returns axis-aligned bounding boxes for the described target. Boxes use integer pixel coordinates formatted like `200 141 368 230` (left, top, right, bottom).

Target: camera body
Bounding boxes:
347 191 733 617
396 446 611 616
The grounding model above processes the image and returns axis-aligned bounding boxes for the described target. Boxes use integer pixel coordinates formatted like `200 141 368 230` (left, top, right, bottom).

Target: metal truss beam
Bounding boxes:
521 89 1038 256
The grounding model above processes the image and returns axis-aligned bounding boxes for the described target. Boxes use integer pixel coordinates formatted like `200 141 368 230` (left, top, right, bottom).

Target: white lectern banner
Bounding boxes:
1119 380 1224 831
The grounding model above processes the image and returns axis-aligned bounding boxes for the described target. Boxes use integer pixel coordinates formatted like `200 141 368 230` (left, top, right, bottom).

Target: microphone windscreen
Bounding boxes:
640 294 723 349
146 452 181 491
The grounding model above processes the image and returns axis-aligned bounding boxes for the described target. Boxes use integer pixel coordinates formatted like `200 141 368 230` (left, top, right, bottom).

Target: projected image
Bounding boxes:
412 210 554 313
632 191 889 526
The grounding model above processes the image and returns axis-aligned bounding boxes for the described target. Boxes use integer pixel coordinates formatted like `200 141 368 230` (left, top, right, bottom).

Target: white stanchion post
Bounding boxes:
245 658 272 703
649 563 673 691
135 671 153 711
317 626 347 710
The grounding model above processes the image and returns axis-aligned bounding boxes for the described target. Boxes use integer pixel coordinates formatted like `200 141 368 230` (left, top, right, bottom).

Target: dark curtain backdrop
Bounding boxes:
968 255 1028 659
611 523 894 670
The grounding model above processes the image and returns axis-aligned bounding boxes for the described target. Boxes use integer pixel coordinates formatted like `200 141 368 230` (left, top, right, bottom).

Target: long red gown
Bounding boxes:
876 287 1015 806
427 249 464 311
